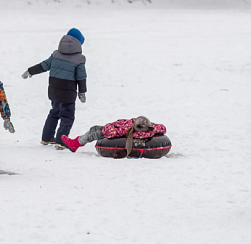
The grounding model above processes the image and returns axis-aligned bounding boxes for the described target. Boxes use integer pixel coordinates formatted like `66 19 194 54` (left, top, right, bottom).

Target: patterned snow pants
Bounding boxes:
78 125 105 145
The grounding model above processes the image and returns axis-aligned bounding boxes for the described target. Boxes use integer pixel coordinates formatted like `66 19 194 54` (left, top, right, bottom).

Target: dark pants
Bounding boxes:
42 101 75 144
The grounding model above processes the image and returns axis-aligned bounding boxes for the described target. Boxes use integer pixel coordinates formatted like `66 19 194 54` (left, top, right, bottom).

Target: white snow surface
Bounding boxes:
0 1 251 244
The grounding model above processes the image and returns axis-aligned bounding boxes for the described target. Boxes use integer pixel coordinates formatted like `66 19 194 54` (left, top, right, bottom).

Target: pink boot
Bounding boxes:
61 135 84 152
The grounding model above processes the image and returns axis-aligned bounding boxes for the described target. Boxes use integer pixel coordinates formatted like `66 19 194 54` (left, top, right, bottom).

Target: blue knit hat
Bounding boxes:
67 28 85 45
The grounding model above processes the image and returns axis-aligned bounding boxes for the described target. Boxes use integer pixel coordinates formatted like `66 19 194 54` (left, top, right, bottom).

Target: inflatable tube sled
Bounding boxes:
95 135 172 159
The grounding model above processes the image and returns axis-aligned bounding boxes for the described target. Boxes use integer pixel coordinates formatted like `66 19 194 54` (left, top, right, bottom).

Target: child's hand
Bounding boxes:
3 118 15 133
78 92 86 103
21 71 32 79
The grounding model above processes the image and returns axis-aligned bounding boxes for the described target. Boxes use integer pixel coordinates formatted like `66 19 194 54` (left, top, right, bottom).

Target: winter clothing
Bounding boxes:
41 138 56 145
103 116 166 157
0 81 15 133
78 92 86 103
102 118 166 139
0 82 11 119
42 101 75 144
67 28 85 45
3 118 15 133
61 135 84 152
55 143 66 150
61 117 166 155
22 29 87 145
21 71 32 79
61 125 104 152
27 34 87 104
78 125 105 145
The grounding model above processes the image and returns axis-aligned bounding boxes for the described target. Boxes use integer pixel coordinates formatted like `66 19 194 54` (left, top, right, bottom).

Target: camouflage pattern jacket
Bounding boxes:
102 119 166 139
0 82 11 119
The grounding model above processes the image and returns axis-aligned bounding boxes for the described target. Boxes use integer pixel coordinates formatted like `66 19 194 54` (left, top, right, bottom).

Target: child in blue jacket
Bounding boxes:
21 28 87 149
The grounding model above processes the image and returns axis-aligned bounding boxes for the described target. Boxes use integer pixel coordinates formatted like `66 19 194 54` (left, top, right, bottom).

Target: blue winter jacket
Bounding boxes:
28 35 87 103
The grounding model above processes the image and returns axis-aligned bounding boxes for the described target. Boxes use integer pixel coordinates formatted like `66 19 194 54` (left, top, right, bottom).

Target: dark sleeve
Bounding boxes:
28 55 53 76
28 64 45 76
77 79 87 93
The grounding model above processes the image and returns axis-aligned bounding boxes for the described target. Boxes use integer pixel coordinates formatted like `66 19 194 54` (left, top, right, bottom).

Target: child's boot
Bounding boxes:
61 135 84 152
55 143 66 150
41 138 56 145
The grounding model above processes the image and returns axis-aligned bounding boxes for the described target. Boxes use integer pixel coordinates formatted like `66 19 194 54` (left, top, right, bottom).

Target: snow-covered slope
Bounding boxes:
0 1 251 244
1 0 251 9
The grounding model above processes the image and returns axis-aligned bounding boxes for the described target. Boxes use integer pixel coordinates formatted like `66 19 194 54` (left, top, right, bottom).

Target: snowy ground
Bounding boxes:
0 1 251 244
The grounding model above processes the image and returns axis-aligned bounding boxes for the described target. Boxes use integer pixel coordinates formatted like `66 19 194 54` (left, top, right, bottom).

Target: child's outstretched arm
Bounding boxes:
0 82 15 133
21 55 53 79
